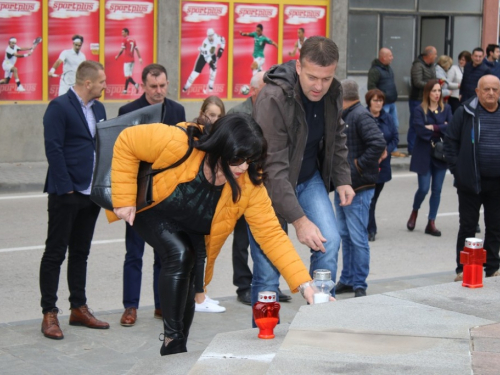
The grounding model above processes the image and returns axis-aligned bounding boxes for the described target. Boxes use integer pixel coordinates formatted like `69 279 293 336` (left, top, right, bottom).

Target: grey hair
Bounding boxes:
250 71 265 89
341 79 359 101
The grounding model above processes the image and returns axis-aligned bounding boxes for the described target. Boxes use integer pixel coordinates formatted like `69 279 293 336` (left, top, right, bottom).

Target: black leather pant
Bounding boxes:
132 209 196 346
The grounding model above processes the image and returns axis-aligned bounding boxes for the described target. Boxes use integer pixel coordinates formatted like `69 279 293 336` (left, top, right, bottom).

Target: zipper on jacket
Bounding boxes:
472 117 480 193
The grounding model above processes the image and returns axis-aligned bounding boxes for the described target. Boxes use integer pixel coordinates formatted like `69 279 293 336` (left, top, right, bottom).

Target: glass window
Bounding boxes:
452 17 482 62
347 14 378 72
381 16 416 97
349 0 415 11
418 0 481 13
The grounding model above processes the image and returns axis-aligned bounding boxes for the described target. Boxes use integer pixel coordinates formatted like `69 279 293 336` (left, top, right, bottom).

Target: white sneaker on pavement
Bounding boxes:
16 84 26 92
205 295 220 305
195 299 226 313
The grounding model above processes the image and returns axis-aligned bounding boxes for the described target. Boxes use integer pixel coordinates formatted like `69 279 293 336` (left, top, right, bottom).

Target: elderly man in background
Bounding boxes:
334 79 386 298
445 74 500 282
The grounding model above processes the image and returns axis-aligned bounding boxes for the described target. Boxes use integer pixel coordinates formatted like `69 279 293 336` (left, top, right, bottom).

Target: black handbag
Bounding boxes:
431 138 446 161
91 103 164 211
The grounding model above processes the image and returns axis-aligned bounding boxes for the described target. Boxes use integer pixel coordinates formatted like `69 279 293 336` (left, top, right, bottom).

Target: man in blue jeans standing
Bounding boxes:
251 36 354 323
334 79 386 298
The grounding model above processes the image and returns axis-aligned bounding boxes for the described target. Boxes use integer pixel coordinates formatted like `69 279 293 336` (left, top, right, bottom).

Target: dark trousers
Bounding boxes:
133 211 196 341
232 217 252 296
456 182 500 275
367 183 385 235
123 223 161 309
448 97 461 114
192 234 207 294
40 193 100 313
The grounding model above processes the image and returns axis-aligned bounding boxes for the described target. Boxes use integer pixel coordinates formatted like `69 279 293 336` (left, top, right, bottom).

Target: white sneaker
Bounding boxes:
16 84 26 92
195 300 226 313
205 295 220 305
134 83 139 93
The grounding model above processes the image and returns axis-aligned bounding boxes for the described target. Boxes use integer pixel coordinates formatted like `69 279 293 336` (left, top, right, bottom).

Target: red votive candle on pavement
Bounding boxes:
460 238 487 288
253 291 280 339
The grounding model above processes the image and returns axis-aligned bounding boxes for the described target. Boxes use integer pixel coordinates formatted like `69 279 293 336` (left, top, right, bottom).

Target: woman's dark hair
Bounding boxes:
365 89 386 108
186 113 267 202
458 50 472 64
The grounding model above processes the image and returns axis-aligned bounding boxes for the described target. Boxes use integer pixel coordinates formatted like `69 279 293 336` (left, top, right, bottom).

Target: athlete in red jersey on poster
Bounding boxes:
115 28 143 94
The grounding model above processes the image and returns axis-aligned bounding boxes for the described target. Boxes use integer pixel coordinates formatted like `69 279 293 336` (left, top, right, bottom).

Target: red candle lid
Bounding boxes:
258 291 277 302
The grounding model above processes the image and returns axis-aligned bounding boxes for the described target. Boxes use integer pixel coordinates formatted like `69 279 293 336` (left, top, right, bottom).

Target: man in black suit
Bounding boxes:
118 64 186 327
40 61 109 340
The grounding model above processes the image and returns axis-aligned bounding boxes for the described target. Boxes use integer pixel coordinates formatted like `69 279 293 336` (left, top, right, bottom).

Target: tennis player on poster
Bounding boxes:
0 36 40 92
48 35 86 96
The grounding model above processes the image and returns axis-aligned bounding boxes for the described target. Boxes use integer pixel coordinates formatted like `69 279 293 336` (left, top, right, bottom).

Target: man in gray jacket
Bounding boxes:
408 46 437 154
250 36 354 315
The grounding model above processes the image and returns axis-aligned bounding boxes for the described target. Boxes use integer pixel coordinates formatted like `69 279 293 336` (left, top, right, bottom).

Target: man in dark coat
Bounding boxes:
40 61 109 340
334 79 386 298
118 64 186 327
460 47 491 103
445 74 500 282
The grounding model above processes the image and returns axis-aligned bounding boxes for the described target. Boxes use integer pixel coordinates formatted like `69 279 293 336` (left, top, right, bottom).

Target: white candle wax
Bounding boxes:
313 292 330 304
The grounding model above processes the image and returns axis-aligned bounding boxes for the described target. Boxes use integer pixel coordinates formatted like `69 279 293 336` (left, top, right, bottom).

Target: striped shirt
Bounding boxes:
478 104 500 178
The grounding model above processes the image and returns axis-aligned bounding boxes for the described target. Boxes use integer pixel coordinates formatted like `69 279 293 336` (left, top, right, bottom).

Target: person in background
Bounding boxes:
118 64 186 328
115 28 142 94
193 95 227 313
110 113 320 355
365 89 399 242
460 47 490 103
408 46 437 155
407 79 451 236
447 51 471 113
40 61 108 340
435 55 453 102
444 75 500 282
334 80 386 298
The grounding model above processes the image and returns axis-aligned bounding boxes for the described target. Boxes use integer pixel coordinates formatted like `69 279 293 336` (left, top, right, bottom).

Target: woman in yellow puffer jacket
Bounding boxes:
110 113 318 356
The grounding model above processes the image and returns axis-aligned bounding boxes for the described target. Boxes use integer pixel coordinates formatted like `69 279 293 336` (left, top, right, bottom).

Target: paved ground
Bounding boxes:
4 151 493 374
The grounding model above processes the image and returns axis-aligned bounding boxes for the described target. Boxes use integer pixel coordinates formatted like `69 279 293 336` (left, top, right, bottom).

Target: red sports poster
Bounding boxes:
104 0 155 100
0 0 42 101
282 5 327 63
232 3 279 99
180 1 229 99
48 0 100 99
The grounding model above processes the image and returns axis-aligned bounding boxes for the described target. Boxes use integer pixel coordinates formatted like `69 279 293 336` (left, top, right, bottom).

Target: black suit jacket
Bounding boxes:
43 89 107 195
118 94 186 124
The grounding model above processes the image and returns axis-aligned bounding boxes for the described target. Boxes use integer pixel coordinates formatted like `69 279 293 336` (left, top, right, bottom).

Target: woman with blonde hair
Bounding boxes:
406 79 452 236
435 55 454 102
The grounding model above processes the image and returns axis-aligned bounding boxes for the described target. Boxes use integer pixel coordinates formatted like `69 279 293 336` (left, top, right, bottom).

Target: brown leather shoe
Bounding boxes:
154 308 162 319
120 307 137 327
41 309 64 340
425 220 442 237
69 305 110 329
407 210 418 231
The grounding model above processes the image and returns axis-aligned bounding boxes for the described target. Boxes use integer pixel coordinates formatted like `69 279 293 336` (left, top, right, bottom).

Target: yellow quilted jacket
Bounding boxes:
107 122 312 292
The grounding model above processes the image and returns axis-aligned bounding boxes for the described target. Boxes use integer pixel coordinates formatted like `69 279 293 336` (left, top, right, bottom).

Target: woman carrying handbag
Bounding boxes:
406 79 452 236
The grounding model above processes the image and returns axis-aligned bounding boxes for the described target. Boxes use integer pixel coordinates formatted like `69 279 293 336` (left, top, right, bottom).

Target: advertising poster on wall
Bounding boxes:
232 3 279 99
180 1 229 99
0 0 43 101
282 5 327 63
104 0 155 100
48 0 100 99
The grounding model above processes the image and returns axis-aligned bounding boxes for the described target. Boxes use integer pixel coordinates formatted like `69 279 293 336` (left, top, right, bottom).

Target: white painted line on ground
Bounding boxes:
0 239 124 253
0 194 46 200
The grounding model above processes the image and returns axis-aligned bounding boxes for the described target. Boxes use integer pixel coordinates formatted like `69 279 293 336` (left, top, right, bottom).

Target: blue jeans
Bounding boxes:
383 103 399 130
407 100 421 153
334 188 374 291
412 165 447 220
249 171 341 325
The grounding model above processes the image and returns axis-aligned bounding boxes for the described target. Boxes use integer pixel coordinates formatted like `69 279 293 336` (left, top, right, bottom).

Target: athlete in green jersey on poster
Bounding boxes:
239 24 278 75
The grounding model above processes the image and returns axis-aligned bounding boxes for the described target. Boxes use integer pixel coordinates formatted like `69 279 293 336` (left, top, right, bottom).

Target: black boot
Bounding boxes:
159 334 187 356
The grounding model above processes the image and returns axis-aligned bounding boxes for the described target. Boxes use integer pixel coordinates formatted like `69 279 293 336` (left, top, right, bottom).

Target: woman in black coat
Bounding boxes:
365 89 399 241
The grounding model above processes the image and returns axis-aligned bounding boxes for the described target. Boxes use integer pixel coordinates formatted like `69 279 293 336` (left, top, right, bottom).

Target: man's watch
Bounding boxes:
298 281 312 298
